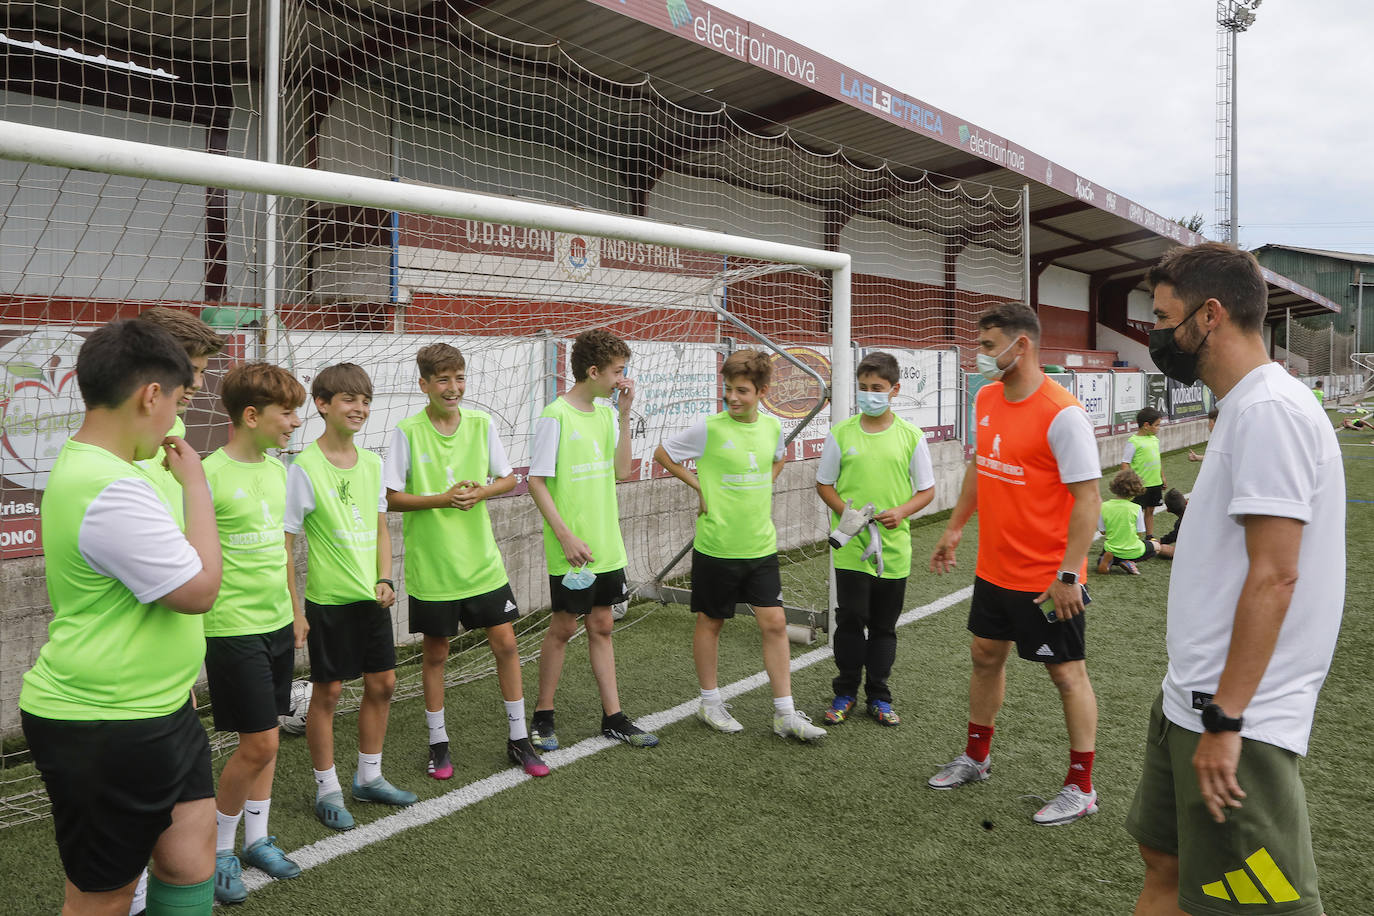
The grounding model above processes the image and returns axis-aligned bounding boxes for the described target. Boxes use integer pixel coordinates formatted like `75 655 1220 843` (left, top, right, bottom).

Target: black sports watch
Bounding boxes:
1201 703 1243 733
1057 570 1079 585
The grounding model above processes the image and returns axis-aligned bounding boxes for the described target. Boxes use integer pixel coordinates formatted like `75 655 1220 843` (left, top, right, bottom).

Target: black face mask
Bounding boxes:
1149 303 1211 385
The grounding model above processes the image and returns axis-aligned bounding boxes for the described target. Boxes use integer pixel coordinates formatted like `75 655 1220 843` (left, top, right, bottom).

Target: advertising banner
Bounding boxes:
868 347 957 441
1112 372 1145 433
1146 374 1169 417
1075 372 1112 431
964 372 992 459
758 345 831 459
1047 372 1075 395
1167 377 1207 420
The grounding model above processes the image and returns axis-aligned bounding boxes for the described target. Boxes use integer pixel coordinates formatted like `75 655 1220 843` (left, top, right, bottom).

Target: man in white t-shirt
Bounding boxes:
1127 242 1344 916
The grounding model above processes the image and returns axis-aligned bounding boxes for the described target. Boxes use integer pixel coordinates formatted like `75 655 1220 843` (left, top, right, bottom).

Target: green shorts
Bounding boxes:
1125 692 1322 916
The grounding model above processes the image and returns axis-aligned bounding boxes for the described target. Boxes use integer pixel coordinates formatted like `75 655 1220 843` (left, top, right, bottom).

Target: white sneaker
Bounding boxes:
697 700 744 733
926 753 991 789
772 710 827 742
1032 784 1099 825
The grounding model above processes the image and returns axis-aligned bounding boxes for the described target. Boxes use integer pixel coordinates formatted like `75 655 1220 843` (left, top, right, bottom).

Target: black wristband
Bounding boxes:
376 578 394 589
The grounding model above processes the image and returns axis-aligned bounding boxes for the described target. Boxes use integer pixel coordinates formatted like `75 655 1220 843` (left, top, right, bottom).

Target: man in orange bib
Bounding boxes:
928 303 1104 826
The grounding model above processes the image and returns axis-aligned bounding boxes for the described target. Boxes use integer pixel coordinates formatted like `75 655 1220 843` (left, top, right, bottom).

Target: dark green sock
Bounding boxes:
146 874 213 915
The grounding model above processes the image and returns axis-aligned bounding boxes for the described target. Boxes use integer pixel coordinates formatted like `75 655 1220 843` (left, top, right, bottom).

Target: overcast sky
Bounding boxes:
709 0 1374 254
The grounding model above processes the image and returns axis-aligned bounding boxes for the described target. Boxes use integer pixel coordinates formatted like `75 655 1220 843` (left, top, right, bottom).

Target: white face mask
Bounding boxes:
855 390 890 417
976 337 1022 381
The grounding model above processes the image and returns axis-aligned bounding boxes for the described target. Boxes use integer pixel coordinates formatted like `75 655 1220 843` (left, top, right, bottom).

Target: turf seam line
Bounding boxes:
239 582 974 892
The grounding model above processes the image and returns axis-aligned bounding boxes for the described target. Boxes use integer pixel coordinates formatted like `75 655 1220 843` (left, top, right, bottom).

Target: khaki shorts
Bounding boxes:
1125 693 1322 915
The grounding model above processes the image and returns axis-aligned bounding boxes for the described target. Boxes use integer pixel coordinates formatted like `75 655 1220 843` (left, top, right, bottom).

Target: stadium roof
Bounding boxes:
1252 244 1374 267
2 0 1342 322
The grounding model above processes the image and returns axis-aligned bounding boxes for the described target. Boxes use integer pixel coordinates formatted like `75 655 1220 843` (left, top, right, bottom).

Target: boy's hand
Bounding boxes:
376 581 395 608
1188 448 1203 462
293 614 310 649
615 377 636 415
452 480 483 511
875 507 904 529
930 528 961 574
161 436 205 485
558 531 594 567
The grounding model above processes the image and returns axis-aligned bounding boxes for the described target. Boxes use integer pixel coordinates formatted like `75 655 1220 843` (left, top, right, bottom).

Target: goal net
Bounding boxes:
0 0 1025 826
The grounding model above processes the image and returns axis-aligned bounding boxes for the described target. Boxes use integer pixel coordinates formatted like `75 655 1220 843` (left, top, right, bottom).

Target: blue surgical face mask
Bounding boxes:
856 390 890 417
561 565 596 590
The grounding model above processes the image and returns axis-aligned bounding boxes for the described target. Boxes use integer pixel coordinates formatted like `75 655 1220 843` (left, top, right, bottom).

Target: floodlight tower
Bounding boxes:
1216 0 1261 246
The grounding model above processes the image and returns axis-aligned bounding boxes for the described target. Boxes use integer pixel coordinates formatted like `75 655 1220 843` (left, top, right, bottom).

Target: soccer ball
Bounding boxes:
279 679 311 735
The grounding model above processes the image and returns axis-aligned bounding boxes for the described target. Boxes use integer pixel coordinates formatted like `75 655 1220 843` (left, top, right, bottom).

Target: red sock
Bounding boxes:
965 722 994 763
1066 749 1095 793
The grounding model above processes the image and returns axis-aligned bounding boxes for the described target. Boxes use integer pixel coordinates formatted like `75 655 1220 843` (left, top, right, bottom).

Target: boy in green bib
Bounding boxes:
384 344 549 780
1121 407 1167 538
815 352 936 727
202 363 307 903
134 307 225 529
655 349 825 742
527 329 659 751
20 320 223 916
285 363 416 831
1096 469 1160 575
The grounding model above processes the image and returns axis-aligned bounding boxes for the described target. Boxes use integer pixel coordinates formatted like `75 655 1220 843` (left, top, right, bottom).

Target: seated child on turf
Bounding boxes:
1121 407 1166 537
202 362 308 904
1156 487 1187 559
527 329 659 750
284 362 417 831
383 343 549 780
654 349 826 743
814 351 935 728
1097 469 1160 575
19 320 222 916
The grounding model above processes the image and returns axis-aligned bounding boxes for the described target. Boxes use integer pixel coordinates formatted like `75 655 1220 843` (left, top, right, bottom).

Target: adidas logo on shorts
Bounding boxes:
1035 644 1054 657
504 600 518 614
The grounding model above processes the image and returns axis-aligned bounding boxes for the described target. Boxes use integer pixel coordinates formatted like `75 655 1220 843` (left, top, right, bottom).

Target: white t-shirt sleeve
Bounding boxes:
774 427 787 462
1228 401 1317 523
382 427 410 492
376 469 387 513
529 417 560 478
1047 406 1102 483
815 433 841 485
488 426 514 479
911 436 935 491
80 478 202 603
1136 509 1146 533
661 420 708 464
284 463 315 534
1122 441 1137 462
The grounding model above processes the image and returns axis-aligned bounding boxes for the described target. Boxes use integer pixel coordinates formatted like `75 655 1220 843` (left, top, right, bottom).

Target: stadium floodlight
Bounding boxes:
1216 0 1262 245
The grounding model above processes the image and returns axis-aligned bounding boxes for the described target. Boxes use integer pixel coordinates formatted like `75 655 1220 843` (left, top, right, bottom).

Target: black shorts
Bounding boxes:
1134 484 1165 508
690 551 783 619
305 599 397 682
967 576 1086 664
205 623 296 733
21 701 213 893
1099 538 1159 564
409 583 520 636
833 568 907 625
548 568 629 616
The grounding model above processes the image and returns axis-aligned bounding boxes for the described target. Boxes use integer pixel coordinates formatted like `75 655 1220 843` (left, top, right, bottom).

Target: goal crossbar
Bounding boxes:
0 120 854 419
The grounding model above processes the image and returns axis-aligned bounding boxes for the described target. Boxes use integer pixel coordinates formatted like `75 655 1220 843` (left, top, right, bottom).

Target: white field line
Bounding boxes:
241 583 974 891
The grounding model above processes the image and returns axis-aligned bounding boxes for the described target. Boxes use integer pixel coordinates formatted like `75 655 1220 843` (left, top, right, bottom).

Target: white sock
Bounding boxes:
243 798 271 848
215 809 241 854
505 699 528 741
773 695 795 717
357 751 382 785
129 869 148 915
313 766 341 799
700 687 722 705
425 708 448 745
